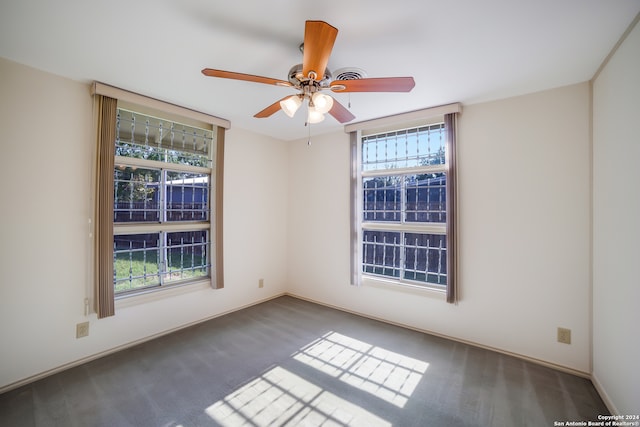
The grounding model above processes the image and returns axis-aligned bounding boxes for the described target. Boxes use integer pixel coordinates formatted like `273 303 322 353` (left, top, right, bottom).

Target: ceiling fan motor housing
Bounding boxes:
288 63 333 87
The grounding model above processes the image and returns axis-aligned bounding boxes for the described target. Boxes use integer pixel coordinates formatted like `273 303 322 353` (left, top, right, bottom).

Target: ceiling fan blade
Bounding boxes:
202 68 292 87
328 99 356 123
302 21 338 80
331 77 415 92
254 96 291 118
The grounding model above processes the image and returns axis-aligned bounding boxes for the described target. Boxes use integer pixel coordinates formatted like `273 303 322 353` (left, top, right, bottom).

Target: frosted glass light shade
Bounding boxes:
280 95 302 118
311 92 334 114
307 106 325 124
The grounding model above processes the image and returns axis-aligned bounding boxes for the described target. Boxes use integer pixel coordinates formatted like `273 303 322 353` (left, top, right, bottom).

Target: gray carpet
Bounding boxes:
0 296 608 426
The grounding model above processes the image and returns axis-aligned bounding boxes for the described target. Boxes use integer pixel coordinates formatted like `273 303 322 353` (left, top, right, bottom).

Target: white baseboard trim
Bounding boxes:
285 292 592 379
0 293 286 395
591 372 619 415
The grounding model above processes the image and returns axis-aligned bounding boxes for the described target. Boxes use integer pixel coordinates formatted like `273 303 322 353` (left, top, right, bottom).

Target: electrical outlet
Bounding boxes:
259 278 264 288
557 327 571 344
76 322 90 339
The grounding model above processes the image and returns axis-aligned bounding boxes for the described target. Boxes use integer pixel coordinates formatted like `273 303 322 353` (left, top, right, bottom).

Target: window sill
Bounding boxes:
115 279 214 309
361 275 446 299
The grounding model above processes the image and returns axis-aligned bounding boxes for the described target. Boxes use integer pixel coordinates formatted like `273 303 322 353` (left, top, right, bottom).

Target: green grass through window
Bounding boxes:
114 250 208 293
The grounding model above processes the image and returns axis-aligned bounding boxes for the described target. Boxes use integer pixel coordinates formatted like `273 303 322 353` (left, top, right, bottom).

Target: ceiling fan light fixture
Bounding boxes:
311 92 334 114
280 95 302 118
203 21 415 126
307 106 325 124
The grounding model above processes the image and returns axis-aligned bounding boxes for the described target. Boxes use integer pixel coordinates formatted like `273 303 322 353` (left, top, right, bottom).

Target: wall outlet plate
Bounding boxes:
557 327 571 344
76 322 90 338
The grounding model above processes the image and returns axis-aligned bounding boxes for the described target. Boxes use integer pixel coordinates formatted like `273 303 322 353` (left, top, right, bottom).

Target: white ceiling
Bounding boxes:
1 0 639 140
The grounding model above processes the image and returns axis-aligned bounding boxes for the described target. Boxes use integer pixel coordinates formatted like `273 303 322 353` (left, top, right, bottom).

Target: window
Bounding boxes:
92 83 229 317
113 109 214 295
349 106 458 302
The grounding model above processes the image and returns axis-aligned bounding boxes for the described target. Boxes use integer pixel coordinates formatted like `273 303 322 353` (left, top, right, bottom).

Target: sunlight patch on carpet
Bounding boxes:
205 366 390 426
294 331 429 408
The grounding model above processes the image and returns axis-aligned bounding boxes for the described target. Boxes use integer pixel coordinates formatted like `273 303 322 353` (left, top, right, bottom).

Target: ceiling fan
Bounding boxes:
202 20 415 124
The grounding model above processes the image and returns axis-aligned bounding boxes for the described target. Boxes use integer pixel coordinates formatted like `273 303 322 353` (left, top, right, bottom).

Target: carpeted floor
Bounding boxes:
0 295 608 426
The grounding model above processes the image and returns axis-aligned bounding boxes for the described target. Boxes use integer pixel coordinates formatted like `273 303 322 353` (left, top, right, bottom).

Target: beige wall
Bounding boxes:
287 83 593 373
0 57 289 389
592 18 640 414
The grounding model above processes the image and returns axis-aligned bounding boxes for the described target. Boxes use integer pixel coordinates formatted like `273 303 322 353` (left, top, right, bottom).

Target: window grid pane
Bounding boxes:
362 231 446 286
404 233 447 285
363 177 402 222
363 174 446 224
114 231 211 295
165 172 209 222
362 231 401 279
114 234 161 293
405 173 446 223
116 109 212 168
114 167 161 222
362 124 445 172
114 169 210 223
165 231 210 283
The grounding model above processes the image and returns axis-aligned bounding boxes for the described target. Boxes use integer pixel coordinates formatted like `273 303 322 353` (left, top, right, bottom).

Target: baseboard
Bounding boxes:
591 372 619 415
284 292 592 379
0 293 286 395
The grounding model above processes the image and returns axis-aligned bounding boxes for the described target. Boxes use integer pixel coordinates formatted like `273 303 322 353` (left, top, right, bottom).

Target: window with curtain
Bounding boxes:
350 106 458 302
93 83 228 318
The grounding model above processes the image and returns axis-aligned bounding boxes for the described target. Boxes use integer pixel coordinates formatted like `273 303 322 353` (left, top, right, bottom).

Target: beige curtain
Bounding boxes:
94 95 117 318
214 127 225 289
445 113 458 304
349 131 361 287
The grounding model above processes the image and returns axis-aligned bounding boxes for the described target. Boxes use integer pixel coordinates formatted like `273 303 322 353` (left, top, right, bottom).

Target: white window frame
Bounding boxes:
113 130 214 295
348 103 460 298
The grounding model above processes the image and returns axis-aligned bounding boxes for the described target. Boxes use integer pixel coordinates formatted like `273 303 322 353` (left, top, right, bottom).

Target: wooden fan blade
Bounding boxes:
202 69 292 87
331 77 415 92
302 21 338 80
328 99 356 123
254 96 291 118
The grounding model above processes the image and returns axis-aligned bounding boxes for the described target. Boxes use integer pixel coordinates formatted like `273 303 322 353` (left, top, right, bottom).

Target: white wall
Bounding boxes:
592 18 640 414
287 83 592 373
0 57 289 390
